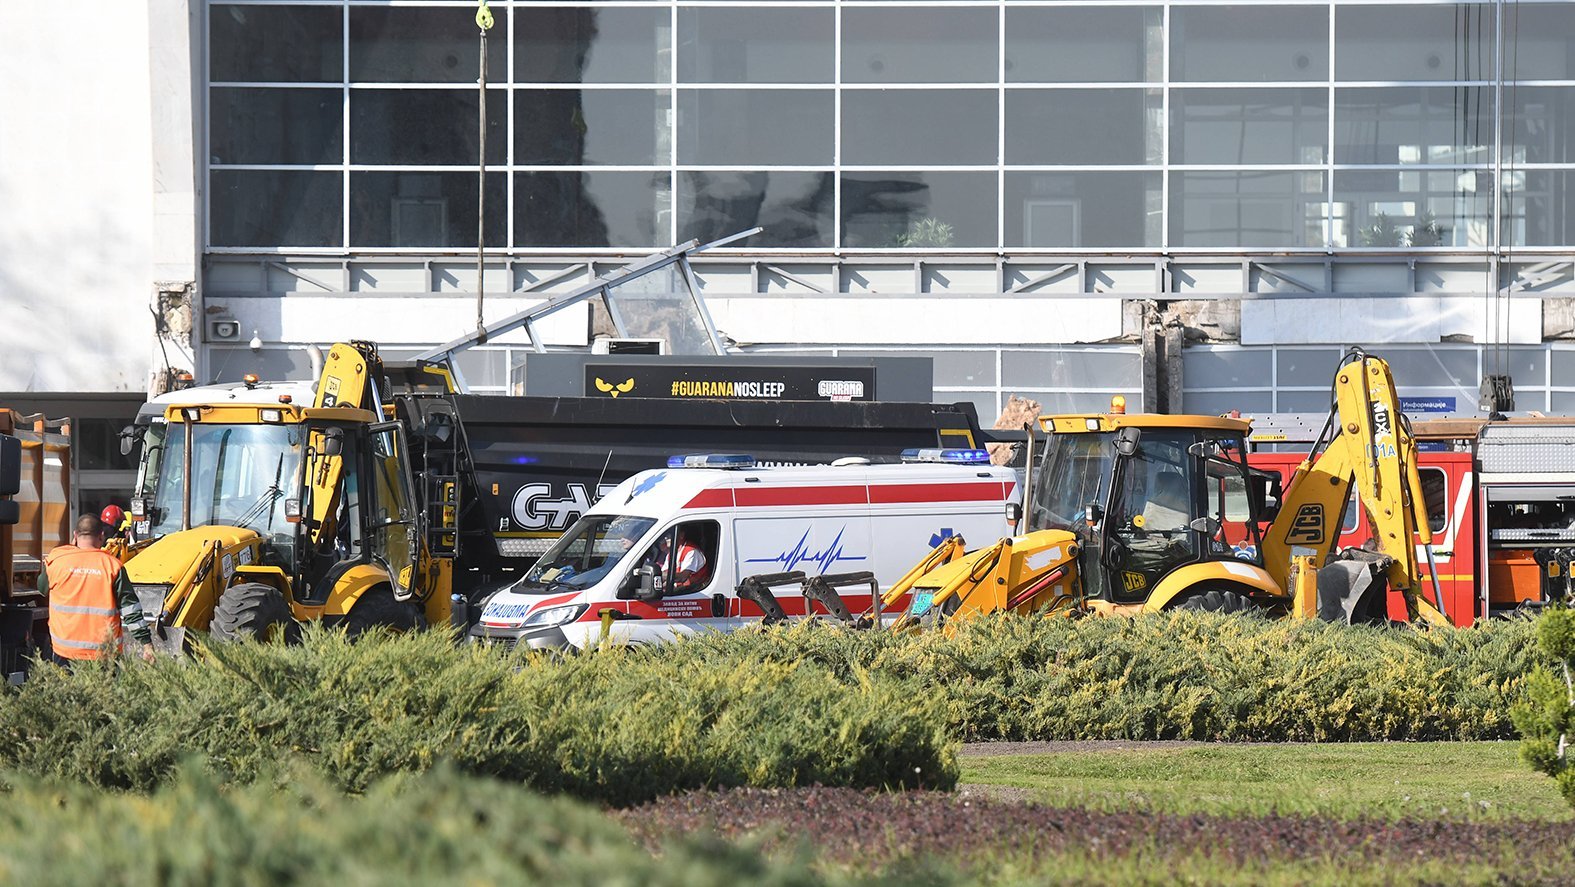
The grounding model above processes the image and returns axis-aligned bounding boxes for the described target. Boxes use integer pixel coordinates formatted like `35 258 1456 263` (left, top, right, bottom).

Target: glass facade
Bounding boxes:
1183 343 1575 417
206 2 1575 253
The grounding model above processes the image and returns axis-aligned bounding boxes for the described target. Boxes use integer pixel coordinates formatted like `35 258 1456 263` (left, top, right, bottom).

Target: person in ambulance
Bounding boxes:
643 526 712 595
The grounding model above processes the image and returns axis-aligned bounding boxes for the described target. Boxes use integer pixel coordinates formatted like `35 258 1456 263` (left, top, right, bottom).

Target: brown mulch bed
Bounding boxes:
620 786 1575 872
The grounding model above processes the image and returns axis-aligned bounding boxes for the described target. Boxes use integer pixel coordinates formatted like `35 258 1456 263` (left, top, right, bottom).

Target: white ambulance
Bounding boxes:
468 451 1018 651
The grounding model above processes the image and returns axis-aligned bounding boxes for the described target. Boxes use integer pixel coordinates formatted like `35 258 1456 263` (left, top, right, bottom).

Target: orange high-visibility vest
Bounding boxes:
45 545 125 660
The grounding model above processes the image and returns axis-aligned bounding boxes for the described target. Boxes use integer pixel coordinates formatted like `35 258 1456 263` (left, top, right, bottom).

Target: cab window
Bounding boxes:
1420 467 1448 533
636 520 720 596
1204 445 1262 563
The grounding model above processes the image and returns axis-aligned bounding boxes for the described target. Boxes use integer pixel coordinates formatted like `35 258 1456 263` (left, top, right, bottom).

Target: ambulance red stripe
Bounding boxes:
734 485 868 507
869 482 1011 504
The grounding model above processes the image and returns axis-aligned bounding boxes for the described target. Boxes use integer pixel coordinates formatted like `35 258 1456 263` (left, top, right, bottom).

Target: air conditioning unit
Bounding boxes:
592 337 665 355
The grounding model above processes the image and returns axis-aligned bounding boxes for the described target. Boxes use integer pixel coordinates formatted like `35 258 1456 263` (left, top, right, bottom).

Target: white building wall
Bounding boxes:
0 2 158 393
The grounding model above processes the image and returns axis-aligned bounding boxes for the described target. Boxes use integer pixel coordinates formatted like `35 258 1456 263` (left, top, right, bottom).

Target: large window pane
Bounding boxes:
211 171 341 248
1006 89 1160 166
1504 170 1575 248
1171 6 1328 82
1170 171 1328 249
1004 171 1161 249
841 172 997 249
1185 348 1274 390
1275 349 1344 387
211 4 341 82
514 8 670 83
1333 169 1491 248
210 88 340 165
351 89 505 165
1381 348 1479 390
515 172 670 248
842 8 997 83
1171 88 1327 165
933 351 996 388
677 172 833 248
350 172 506 249
842 90 996 166
678 90 832 166
1002 349 1141 390
1336 4 1494 81
1508 87 1575 166
1334 87 1493 165
517 90 671 166
1511 4 1575 80
677 8 833 83
1006 6 1161 83
349 6 506 82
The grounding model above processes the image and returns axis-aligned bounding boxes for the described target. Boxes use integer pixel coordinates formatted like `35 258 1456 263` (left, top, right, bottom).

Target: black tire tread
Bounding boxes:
343 586 426 637
1175 587 1258 614
211 582 295 643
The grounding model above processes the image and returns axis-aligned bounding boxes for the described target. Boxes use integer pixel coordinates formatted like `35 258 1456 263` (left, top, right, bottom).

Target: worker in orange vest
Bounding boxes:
40 514 155 665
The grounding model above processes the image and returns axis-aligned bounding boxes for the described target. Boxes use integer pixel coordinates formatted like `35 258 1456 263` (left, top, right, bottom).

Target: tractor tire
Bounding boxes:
210 582 297 643
343 586 426 638
1174 586 1258 615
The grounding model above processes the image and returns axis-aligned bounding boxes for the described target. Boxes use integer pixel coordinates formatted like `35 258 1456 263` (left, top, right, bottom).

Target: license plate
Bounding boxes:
909 591 935 616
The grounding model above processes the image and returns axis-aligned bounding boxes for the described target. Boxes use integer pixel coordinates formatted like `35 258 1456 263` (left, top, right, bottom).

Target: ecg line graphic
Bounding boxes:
745 527 867 573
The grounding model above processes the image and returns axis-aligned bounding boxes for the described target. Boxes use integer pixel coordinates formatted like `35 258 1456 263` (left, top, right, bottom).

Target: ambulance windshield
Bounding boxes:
525 514 656 590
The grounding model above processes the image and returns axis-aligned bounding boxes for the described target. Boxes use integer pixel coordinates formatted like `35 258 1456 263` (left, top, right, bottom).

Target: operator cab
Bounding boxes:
1029 411 1279 604
125 404 425 616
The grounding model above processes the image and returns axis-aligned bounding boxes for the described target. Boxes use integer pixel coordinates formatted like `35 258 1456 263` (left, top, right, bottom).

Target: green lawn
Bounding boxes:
961 741 1572 822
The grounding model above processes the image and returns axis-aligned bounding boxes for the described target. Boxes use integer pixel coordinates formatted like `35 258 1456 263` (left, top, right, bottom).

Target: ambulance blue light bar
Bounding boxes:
666 453 757 469
900 448 991 464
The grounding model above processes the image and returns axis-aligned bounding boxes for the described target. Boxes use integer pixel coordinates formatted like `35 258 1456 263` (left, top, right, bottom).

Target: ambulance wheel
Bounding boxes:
1174 586 1257 615
211 583 298 643
343 586 426 638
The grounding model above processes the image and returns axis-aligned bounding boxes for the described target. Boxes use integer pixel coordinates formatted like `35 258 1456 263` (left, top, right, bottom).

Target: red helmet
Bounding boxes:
100 504 125 528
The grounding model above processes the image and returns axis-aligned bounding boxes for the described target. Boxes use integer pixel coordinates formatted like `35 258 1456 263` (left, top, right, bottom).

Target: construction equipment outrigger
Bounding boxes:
879 348 1451 629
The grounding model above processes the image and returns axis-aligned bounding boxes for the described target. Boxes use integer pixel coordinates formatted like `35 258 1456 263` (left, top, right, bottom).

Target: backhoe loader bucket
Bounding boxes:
1314 551 1392 625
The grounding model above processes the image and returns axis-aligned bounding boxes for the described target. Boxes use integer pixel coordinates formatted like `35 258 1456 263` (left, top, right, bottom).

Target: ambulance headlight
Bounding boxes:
522 603 588 629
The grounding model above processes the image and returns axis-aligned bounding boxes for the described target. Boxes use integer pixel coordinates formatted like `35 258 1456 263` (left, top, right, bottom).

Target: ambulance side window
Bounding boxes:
638 520 719 596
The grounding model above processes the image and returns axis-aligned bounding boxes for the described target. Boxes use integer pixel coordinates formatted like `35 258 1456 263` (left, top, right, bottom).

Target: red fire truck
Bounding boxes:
1247 415 1575 627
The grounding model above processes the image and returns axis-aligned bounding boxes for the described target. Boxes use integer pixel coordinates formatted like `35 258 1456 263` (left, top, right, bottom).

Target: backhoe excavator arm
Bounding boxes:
304 342 386 551
1261 350 1448 625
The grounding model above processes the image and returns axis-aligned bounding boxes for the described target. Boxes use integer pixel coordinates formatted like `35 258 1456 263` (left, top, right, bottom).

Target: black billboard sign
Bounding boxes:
584 364 876 401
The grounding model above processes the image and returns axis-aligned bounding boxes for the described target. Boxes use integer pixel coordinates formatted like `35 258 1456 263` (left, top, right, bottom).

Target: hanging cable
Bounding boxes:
475 2 495 344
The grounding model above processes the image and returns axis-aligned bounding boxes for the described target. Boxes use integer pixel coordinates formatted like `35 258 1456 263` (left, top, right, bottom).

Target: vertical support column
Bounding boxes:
1141 306 1186 415
1140 308 1160 414
148 0 202 391
1162 323 1185 415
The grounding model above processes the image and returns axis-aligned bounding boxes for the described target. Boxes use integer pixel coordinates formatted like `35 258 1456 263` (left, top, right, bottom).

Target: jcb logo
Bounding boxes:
1122 571 1147 592
1284 503 1325 545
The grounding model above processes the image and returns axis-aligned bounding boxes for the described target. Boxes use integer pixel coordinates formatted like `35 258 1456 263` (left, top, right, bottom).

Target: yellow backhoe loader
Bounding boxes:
121 342 454 650
879 348 1450 630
